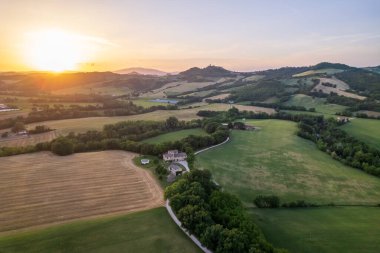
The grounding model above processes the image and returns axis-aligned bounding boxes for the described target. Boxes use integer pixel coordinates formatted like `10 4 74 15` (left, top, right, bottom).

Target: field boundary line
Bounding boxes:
194 137 230 155
166 200 213 253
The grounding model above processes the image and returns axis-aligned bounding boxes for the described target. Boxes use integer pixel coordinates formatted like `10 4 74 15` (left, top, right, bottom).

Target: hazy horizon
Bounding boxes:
1 0 379 72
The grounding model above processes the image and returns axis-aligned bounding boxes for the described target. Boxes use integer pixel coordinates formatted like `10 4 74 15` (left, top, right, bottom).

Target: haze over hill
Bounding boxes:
114 67 168 76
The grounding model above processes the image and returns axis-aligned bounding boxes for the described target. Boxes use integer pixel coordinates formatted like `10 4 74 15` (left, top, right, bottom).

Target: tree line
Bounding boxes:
254 195 318 208
0 117 230 159
297 116 380 177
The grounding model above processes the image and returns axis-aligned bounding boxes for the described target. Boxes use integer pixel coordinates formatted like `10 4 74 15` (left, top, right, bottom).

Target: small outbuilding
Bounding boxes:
17 130 28 136
141 159 150 165
168 164 182 174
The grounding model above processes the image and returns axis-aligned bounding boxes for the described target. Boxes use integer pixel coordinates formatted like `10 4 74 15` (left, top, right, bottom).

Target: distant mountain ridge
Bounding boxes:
114 67 168 76
2 62 379 97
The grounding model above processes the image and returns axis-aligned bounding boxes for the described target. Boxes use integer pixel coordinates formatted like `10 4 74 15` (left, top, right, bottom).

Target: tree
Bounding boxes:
12 122 25 133
200 224 224 250
233 121 246 130
177 204 213 235
217 228 249 253
204 122 220 134
155 164 167 175
51 137 74 156
166 116 179 129
227 107 239 118
254 195 280 208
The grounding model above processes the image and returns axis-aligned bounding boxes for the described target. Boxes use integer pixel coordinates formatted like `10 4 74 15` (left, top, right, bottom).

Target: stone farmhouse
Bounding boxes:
163 150 187 162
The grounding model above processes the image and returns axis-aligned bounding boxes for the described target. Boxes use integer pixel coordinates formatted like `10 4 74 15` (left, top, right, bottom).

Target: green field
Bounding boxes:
53 84 131 95
0 95 100 120
283 94 346 115
10 103 270 135
341 118 380 150
197 119 380 252
197 120 380 205
21 109 202 135
130 98 171 108
293 68 344 77
0 207 201 253
252 207 380 253
142 128 208 144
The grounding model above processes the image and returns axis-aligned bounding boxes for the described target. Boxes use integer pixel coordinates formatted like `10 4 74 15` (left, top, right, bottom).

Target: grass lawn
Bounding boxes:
197 120 380 205
283 94 346 115
340 118 380 150
133 155 170 188
0 207 201 253
252 207 380 253
142 128 208 144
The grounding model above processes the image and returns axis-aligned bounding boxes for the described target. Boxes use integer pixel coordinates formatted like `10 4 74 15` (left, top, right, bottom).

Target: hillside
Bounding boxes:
1 61 379 115
179 65 236 81
114 67 168 76
365 65 380 74
311 62 353 71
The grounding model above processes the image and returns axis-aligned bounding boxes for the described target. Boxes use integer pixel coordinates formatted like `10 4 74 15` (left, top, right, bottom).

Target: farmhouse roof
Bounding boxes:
163 150 187 160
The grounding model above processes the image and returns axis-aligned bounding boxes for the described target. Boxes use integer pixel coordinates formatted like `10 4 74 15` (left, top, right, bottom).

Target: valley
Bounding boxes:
1 62 379 253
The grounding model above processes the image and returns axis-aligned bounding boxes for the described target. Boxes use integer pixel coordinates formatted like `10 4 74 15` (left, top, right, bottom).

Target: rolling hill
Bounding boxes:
114 67 168 76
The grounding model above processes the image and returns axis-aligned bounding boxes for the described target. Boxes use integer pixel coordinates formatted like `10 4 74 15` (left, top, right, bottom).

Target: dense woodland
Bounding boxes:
165 170 287 253
230 79 289 102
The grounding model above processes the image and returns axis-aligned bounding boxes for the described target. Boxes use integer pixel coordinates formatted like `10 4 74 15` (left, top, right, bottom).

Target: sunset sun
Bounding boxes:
25 29 88 72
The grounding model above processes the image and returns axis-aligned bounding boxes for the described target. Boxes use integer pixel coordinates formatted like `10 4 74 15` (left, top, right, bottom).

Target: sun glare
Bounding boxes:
25 29 88 72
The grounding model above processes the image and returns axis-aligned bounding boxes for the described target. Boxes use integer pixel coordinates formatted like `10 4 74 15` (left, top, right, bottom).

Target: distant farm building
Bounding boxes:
163 150 187 162
140 159 150 165
16 130 28 136
168 164 182 174
337 117 350 123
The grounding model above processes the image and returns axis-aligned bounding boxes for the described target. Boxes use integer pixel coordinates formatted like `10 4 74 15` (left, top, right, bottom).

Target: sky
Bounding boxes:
0 0 379 72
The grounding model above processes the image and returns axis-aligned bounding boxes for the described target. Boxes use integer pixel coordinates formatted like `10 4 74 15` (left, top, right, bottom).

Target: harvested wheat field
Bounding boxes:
0 131 58 148
0 151 164 234
312 78 366 100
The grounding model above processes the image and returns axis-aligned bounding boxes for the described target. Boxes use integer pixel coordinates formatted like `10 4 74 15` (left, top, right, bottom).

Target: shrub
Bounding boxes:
51 137 74 156
254 195 280 208
281 200 318 208
11 122 25 133
28 125 52 134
